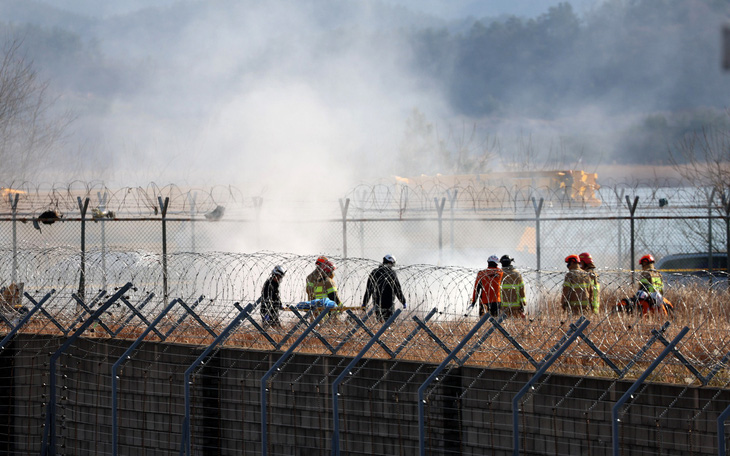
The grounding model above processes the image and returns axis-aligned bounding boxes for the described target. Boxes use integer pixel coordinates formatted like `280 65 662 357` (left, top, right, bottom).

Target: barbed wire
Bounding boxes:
0 180 725 221
4 247 730 383
0 181 253 218
345 180 722 216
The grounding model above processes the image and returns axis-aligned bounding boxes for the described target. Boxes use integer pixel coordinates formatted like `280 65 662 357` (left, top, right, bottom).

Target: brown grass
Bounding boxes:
5 289 730 386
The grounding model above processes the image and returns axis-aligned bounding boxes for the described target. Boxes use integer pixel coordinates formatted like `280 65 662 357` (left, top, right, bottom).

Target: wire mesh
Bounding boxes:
0 181 729 454
0 251 726 454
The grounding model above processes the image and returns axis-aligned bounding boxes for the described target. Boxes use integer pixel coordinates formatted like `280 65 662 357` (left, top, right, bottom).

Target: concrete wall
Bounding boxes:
2 334 728 455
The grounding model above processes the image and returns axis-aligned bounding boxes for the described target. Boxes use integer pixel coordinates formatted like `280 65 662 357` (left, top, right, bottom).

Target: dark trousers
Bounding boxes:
375 305 394 322
261 306 281 327
479 302 500 317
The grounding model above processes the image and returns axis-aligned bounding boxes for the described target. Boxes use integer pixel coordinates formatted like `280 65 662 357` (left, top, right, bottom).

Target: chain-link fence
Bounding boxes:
0 251 729 455
2 182 729 293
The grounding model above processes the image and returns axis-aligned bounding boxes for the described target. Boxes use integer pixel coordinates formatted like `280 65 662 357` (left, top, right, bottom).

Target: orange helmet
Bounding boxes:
315 256 328 264
316 256 336 274
565 255 580 264
639 254 655 265
578 252 593 265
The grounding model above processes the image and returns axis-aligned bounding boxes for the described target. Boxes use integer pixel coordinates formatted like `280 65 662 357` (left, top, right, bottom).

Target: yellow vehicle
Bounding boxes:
394 170 601 206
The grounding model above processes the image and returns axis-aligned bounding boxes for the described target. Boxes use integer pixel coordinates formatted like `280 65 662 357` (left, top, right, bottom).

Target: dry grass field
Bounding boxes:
8 281 728 387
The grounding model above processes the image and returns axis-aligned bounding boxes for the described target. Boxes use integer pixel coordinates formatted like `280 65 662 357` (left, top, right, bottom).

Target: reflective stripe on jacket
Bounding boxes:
584 266 600 312
562 269 592 309
306 270 340 303
640 269 663 294
501 267 526 308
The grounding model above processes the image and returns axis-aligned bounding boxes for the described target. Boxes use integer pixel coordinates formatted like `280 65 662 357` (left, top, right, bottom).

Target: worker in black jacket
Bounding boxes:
261 265 286 328
362 254 407 322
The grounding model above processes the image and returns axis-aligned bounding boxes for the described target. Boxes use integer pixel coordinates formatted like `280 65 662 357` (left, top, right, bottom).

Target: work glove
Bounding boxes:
402 302 407 310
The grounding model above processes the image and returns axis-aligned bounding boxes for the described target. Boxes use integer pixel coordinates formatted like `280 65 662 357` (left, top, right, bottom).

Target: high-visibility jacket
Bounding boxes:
306 269 341 304
501 266 526 309
472 267 503 305
639 269 663 294
562 268 592 311
584 266 600 313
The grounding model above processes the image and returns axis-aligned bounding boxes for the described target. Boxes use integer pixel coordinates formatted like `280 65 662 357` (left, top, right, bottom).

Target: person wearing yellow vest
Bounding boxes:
499 255 526 317
562 254 593 314
638 254 663 294
306 256 342 308
579 252 600 314
637 254 665 310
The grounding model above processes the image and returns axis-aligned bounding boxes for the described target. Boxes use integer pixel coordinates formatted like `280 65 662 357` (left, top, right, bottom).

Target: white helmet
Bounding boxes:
383 254 396 265
488 255 499 264
272 265 286 277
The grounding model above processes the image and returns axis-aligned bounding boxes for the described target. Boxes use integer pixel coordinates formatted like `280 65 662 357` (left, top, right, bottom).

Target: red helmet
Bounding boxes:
639 254 655 265
565 255 580 264
578 252 593 265
316 256 336 274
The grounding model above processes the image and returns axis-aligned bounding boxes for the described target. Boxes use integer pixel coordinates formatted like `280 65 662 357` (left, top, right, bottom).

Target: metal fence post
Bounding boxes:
331 309 401 455
707 187 717 277
77 197 90 301
718 402 730 456
9 193 18 284
181 302 253 456
158 196 170 302
97 191 109 291
112 296 177 456
418 311 494 456
614 187 625 268
261 309 331 456
611 326 689 456
447 189 458 255
625 196 639 281
512 318 590 456
340 198 350 258
41 283 132 456
189 192 197 252
532 197 543 284
435 197 446 265
722 191 730 281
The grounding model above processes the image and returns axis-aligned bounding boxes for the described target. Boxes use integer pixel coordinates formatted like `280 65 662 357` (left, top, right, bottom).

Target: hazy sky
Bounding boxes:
46 0 603 20
13 0 725 201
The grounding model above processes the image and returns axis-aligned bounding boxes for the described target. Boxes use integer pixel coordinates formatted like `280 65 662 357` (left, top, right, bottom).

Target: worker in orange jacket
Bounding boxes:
470 255 503 317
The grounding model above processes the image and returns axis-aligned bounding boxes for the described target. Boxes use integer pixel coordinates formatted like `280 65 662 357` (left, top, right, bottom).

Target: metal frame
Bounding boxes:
331 309 401 455
611 326 689 456
260 308 332 456
41 283 132 456
180 302 253 456
417 312 499 456
512 318 590 455
0 290 55 350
